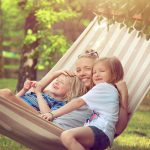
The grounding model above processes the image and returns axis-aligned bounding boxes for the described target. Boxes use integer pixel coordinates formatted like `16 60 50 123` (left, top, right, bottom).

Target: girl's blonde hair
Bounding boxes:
94 57 124 83
65 75 87 101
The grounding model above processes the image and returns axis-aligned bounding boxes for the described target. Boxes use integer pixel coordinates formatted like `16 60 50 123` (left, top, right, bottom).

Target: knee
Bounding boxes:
0 88 13 97
61 130 75 147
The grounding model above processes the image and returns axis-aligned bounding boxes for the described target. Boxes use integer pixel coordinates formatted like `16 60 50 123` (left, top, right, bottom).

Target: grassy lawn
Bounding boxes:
0 78 17 92
0 78 150 150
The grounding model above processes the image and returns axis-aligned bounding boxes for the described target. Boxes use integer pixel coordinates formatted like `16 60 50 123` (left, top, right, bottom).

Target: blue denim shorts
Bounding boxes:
89 126 110 150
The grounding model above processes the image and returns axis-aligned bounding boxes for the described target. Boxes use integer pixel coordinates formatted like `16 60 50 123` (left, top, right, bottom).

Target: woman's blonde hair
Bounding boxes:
78 49 99 60
65 75 87 101
75 49 99 90
94 57 124 83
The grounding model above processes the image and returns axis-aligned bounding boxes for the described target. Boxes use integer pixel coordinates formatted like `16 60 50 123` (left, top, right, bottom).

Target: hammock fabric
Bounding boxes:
0 17 150 150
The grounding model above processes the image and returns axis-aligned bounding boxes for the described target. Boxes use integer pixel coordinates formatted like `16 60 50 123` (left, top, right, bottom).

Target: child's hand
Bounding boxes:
39 113 53 121
23 79 32 91
30 81 37 88
33 82 42 94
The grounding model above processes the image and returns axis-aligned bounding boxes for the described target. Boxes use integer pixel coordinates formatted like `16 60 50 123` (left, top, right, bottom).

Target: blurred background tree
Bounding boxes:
1 0 97 91
0 0 4 78
16 0 77 90
1 0 27 88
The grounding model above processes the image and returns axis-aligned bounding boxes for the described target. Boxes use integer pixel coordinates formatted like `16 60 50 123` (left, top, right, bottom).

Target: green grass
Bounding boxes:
111 110 150 150
0 78 150 150
0 136 29 150
0 78 17 92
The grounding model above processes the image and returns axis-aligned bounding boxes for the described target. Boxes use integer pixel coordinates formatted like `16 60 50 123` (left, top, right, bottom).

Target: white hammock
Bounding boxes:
0 17 150 150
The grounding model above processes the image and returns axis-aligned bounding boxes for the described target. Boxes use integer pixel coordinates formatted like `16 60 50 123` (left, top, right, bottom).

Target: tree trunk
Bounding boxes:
16 11 39 91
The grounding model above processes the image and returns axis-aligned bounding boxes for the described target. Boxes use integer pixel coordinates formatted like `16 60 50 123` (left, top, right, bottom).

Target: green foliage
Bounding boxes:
95 0 150 40
1 0 96 72
1 0 78 70
36 34 70 69
1 0 26 48
81 19 91 27
24 29 37 45
2 51 20 59
22 0 77 69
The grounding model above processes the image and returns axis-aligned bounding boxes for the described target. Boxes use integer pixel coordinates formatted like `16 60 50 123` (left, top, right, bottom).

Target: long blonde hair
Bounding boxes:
65 75 87 101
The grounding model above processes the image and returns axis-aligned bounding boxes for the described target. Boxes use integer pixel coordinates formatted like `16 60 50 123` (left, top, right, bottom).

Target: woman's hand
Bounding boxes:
39 113 53 121
54 70 76 77
62 70 76 77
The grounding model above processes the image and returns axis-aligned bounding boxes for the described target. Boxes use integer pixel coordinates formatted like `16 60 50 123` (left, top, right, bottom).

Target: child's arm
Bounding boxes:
33 83 51 114
16 80 31 97
40 98 86 121
115 81 128 135
38 70 75 91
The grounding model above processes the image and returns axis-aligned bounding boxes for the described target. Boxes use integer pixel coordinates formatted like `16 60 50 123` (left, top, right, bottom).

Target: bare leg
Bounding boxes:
61 126 94 150
0 88 38 114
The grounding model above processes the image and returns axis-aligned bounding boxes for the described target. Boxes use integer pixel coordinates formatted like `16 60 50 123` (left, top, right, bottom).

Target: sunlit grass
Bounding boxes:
111 110 150 150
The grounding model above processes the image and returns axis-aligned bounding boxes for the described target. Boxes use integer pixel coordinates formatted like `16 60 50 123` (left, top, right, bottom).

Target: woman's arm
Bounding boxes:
38 70 75 91
115 81 128 135
40 98 86 121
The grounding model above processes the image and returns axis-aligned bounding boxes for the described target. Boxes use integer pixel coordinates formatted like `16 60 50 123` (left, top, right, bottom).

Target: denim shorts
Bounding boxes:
89 126 110 150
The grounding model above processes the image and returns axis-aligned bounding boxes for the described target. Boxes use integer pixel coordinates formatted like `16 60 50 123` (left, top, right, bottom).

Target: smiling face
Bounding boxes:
48 74 70 100
92 60 113 85
75 57 96 90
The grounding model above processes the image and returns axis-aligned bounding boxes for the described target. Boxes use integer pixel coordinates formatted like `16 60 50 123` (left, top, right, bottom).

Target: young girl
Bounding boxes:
0 70 86 114
40 56 124 150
